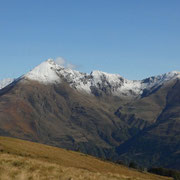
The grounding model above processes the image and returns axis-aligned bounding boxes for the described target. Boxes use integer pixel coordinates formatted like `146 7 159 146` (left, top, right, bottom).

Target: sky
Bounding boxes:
0 0 180 80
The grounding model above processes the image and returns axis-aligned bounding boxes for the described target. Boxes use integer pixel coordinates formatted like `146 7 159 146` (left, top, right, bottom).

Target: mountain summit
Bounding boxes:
24 59 61 84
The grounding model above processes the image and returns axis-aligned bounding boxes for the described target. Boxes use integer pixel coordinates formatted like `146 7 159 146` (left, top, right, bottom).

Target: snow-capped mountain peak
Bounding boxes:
23 59 180 97
142 71 180 87
24 59 62 83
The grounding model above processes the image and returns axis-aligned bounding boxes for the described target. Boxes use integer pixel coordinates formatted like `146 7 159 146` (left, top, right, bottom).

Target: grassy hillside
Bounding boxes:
0 136 172 180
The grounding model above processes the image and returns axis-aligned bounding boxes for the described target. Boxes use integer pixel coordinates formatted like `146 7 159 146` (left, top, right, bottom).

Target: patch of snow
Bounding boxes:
0 78 14 90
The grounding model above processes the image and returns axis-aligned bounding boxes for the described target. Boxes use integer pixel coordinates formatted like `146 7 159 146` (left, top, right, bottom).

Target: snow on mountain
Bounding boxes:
0 78 14 90
24 59 61 83
23 59 180 97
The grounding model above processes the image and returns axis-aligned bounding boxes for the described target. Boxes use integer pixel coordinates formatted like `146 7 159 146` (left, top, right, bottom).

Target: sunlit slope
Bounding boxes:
0 136 172 180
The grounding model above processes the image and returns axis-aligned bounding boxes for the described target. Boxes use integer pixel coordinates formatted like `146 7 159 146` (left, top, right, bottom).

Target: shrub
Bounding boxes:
148 167 180 180
129 161 138 169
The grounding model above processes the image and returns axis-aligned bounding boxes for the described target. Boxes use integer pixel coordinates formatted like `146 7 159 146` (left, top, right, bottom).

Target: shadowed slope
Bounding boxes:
115 79 180 169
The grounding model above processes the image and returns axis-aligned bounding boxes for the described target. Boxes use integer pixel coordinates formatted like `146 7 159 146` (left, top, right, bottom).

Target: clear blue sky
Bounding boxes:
0 0 180 80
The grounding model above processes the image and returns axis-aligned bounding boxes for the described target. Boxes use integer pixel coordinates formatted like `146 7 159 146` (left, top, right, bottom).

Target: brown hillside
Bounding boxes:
0 136 172 180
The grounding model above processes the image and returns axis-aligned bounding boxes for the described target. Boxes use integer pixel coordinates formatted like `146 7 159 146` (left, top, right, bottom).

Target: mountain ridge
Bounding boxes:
3 59 180 98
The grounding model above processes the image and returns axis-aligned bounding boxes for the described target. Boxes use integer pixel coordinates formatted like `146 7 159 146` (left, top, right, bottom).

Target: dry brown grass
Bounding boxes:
0 153 129 180
0 136 172 180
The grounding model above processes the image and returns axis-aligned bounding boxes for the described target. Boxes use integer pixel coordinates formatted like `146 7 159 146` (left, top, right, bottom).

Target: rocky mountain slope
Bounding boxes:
0 59 180 169
115 79 180 169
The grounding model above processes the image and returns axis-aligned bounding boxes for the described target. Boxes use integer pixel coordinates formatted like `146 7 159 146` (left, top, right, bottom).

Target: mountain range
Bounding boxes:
0 59 180 170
